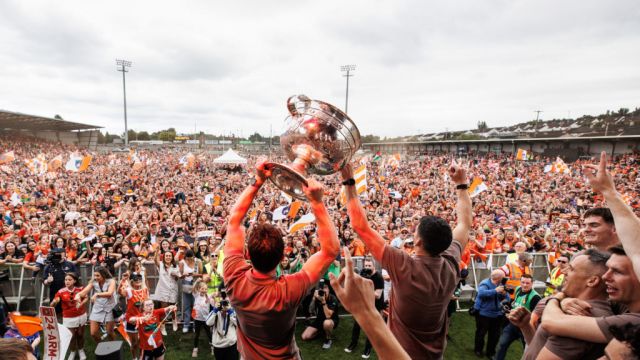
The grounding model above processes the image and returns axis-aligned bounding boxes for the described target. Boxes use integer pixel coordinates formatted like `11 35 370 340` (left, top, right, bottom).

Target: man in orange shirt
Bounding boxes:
224 161 340 358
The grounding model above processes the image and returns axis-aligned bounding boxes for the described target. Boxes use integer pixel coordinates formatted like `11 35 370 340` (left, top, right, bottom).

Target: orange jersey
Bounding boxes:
137 308 169 350
125 287 149 321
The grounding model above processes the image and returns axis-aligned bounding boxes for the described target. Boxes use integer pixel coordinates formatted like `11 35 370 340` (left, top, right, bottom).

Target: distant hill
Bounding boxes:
375 107 640 143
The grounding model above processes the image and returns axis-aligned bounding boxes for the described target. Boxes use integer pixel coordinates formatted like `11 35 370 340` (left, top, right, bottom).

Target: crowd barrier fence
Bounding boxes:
1 254 550 316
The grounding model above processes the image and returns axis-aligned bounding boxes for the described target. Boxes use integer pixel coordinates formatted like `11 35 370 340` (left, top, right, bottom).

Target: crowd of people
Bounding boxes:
0 131 639 359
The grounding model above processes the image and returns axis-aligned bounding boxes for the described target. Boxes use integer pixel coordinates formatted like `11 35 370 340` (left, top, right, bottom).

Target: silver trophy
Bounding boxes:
266 95 361 200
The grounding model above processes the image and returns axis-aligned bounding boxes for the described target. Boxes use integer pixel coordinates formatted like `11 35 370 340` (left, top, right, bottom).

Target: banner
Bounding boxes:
40 306 72 360
196 230 214 238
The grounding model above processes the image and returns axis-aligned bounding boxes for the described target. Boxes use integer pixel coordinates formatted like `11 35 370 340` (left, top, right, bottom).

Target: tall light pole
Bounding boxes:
116 59 132 146
341 65 356 114
534 110 542 136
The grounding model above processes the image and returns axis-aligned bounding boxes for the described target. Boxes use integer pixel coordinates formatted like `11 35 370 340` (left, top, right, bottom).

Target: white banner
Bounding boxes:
196 230 214 238
40 306 72 360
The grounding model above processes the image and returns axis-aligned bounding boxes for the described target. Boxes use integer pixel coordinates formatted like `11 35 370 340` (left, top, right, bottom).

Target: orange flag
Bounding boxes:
9 313 43 337
288 201 302 218
79 155 92 172
116 321 131 346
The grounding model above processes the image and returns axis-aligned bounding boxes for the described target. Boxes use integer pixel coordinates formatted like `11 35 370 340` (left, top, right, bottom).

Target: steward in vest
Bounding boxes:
544 253 569 297
499 252 533 299
494 274 541 360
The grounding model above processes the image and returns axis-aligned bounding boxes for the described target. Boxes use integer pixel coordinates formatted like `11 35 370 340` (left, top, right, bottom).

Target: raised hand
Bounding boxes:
340 163 354 180
449 159 468 185
303 178 324 203
583 151 615 194
329 247 375 316
255 158 273 183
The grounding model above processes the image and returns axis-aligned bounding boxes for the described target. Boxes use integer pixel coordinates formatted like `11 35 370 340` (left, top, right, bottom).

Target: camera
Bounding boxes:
45 249 63 265
500 278 515 294
220 290 227 299
360 268 373 278
220 300 229 308
317 279 326 297
501 299 512 314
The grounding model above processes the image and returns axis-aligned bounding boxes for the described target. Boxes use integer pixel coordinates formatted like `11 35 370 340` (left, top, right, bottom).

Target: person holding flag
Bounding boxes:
49 272 88 360
129 299 177 360
119 271 149 360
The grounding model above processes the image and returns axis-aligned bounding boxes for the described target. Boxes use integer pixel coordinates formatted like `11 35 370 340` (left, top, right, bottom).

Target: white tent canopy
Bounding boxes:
213 148 247 164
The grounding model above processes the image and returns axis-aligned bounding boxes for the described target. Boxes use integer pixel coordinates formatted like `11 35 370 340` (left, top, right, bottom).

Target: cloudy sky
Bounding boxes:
1 0 639 138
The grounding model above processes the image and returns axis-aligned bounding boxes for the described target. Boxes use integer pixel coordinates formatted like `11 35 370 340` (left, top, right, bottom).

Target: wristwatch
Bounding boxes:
455 183 469 190
342 178 356 186
250 177 262 187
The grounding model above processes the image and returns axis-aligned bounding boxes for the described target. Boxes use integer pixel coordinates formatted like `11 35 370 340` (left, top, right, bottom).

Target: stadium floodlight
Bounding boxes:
116 59 133 146
340 65 356 114
116 59 132 68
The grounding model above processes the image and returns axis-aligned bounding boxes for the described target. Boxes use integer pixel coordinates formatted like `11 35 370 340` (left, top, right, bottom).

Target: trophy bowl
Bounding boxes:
266 94 361 200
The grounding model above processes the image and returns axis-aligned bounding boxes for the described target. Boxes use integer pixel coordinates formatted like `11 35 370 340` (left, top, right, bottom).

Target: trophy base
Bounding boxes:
266 162 309 200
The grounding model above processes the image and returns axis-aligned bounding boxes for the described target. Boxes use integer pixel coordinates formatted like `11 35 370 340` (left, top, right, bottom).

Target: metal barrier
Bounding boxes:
0 263 40 312
8 256 417 319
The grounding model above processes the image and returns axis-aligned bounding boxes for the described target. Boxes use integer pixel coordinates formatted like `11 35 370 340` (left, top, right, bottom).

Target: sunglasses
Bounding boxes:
557 260 567 264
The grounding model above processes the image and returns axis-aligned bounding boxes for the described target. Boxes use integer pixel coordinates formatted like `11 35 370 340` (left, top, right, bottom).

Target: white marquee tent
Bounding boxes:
213 148 247 164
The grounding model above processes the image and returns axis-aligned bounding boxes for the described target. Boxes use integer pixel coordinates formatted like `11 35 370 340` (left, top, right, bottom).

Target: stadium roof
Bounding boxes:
364 134 640 146
0 110 102 131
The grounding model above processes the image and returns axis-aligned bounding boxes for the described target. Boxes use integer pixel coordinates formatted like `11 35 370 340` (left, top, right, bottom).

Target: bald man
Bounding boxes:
473 270 509 358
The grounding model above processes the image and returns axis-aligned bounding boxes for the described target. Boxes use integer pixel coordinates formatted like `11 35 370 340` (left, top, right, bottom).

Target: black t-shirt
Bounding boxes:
315 293 340 322
362 271 385 310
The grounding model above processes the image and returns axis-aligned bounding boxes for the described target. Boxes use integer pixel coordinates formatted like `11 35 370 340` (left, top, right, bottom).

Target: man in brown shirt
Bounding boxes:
536 246 640 358
508 249 614 360
341 161 472 359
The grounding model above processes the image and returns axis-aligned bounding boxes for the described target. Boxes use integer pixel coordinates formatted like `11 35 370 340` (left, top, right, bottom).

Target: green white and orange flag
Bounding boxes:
468 177 488 198
372 151 382 162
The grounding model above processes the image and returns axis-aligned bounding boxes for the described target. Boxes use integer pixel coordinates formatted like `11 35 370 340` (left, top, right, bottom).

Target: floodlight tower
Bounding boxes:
341 65 356 114
116 59 132 145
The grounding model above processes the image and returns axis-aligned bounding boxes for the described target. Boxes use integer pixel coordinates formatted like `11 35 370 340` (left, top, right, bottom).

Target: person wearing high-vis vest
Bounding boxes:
495 274 541 360
544 254 569 297
499 252 533 299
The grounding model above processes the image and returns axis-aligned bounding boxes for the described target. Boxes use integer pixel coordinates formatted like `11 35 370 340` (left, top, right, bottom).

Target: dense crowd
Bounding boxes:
1 132 640 359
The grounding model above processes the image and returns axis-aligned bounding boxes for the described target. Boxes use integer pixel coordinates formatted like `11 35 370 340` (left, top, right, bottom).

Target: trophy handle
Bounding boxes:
265 162 309 200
